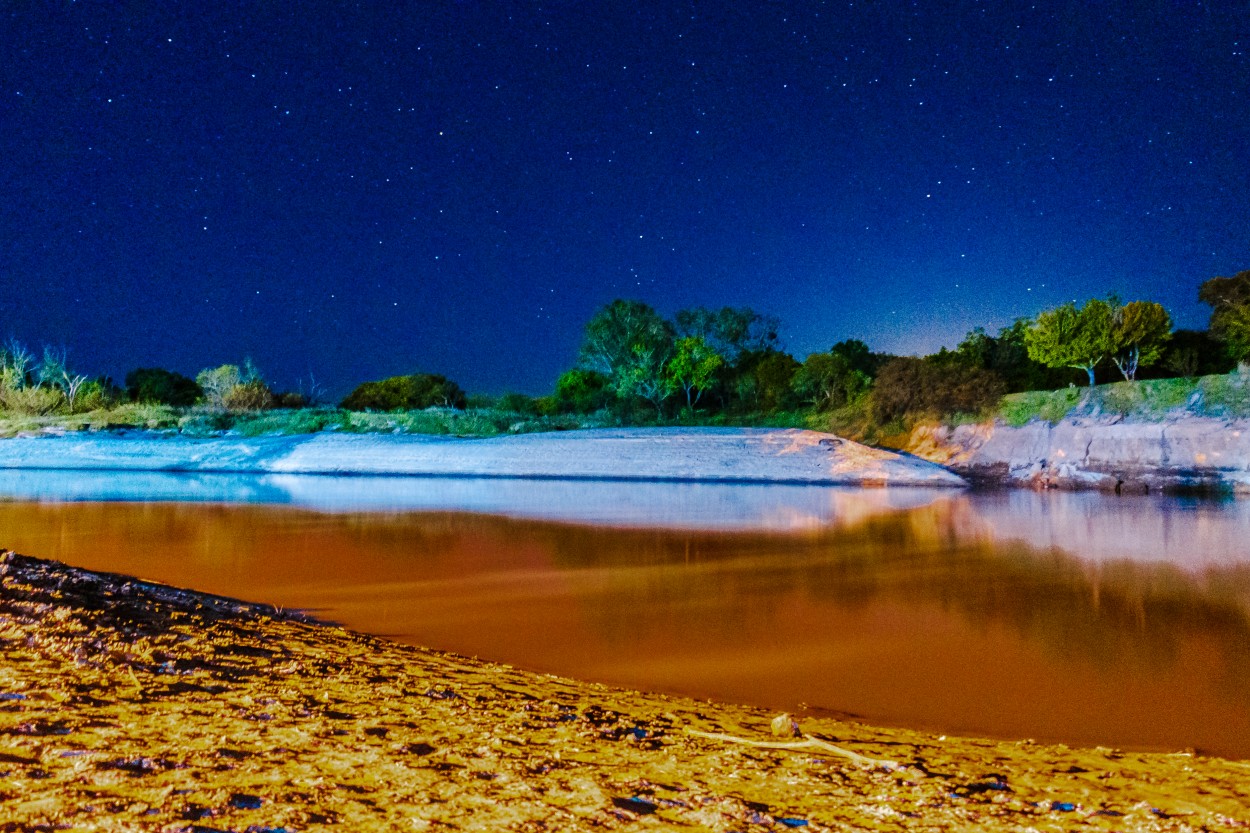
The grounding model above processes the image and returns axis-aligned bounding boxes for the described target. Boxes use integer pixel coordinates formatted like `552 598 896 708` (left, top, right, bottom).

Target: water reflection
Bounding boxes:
0 478 1247 758
0 469 944 531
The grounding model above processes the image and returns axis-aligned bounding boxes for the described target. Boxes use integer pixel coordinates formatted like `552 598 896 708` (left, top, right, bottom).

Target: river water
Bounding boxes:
1 472 1247 759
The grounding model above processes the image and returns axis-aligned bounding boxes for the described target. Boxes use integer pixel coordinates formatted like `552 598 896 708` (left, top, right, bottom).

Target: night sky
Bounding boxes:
3 2 1247 397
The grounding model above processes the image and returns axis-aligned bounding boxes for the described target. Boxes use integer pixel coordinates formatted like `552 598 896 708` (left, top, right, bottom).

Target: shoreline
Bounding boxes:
908 416 1250 496
3 551 1248 831
0 427 966 488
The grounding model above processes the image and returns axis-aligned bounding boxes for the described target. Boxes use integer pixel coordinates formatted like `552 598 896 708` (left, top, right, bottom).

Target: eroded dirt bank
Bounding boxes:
908 417 1250 494
2 551 1248 832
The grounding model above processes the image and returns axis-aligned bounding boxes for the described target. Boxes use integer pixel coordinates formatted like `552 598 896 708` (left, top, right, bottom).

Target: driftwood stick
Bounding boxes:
686 729 899 771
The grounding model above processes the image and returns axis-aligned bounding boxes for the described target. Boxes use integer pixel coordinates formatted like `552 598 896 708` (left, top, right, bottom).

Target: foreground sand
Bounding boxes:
2 552 1247 832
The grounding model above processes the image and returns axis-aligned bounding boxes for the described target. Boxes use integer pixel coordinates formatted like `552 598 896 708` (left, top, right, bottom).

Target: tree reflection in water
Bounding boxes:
0 488 1247 758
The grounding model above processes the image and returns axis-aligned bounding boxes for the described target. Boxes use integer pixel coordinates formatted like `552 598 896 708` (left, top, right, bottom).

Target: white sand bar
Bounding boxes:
0 427 966 487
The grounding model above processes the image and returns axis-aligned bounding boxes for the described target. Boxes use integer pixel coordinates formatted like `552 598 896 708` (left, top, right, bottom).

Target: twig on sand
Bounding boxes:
686 729 901 771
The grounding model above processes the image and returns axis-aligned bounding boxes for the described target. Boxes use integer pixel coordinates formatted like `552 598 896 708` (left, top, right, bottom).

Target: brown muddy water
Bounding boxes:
1 482 1248 759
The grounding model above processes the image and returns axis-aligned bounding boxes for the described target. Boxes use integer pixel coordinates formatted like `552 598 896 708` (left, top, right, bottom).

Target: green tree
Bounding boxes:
577 299 675 413
739 349 800 413
664 336 724 409
340 373 467 411
1024 299 1116 387
553 369 613 414
675 306 779 361
792 351 869 410
1110 301 1172 381
1199 269 1250 365
829 338 894 379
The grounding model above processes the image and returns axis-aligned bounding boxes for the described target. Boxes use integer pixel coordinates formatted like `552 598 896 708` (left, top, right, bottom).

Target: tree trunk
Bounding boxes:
1085 365 1096 387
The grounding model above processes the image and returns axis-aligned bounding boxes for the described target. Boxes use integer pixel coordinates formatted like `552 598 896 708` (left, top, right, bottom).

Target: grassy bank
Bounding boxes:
2 370 1246 445
2 550 1247 831
0 401 821 440
997 371 1250 427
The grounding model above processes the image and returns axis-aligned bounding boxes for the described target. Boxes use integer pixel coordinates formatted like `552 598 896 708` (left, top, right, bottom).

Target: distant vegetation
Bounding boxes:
1 268 1248 441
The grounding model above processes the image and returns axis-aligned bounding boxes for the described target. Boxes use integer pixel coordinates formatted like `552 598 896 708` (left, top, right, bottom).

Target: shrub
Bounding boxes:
222 379 276 412
126 368 203 406
871 357 1006 424
274 391 309 409
196 365 244 408
197 361 276 412
497 392 541 414
340 373 466 411
76 378 124 411
0 385 63 415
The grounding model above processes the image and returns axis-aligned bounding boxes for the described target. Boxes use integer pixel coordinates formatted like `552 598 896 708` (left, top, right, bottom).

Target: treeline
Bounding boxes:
473 269 1247 428
2 269 1247 432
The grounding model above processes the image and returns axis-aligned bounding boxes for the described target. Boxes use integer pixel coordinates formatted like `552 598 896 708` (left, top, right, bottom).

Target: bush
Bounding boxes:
76 378 124 412
340 373 467 411
196 365 244 408
230 408 345 437
125 368 203 406
497 392 541 414
274 391 309 409
0 385 63 415
222 379 276 412
871 357 1006 424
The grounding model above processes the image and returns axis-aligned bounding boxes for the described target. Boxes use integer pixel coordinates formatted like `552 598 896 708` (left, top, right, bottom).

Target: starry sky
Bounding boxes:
2 2 1247 397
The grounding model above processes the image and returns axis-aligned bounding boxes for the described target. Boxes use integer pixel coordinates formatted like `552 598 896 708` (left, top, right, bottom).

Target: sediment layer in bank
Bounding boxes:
909 417 1250 494
1 551 1247 831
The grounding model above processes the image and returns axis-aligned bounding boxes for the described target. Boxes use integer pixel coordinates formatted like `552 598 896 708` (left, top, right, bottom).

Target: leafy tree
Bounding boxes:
954 327 994 369
664 336 724 409
1110 301 1172 381
986 318 1068 392
340 373 466 411
126 368 203 406
577 299 675 413
738 349 800 413
792 351 869 410
829 338 891 379
1024 299 1117 387
553 369 613 414
1199 269 1250 365
675 306 779 361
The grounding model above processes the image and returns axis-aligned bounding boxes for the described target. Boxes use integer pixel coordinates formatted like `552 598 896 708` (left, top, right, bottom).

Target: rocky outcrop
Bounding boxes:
909 417 1250 494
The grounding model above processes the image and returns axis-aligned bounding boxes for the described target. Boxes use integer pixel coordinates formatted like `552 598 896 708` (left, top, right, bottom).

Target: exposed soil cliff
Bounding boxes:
908 416 1250 494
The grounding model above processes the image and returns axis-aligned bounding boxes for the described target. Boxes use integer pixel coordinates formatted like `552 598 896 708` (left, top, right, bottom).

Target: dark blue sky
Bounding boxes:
2 2 1247 396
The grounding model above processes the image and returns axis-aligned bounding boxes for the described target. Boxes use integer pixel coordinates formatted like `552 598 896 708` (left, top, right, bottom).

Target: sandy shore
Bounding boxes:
2 551 1247 831
0 427 966 487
